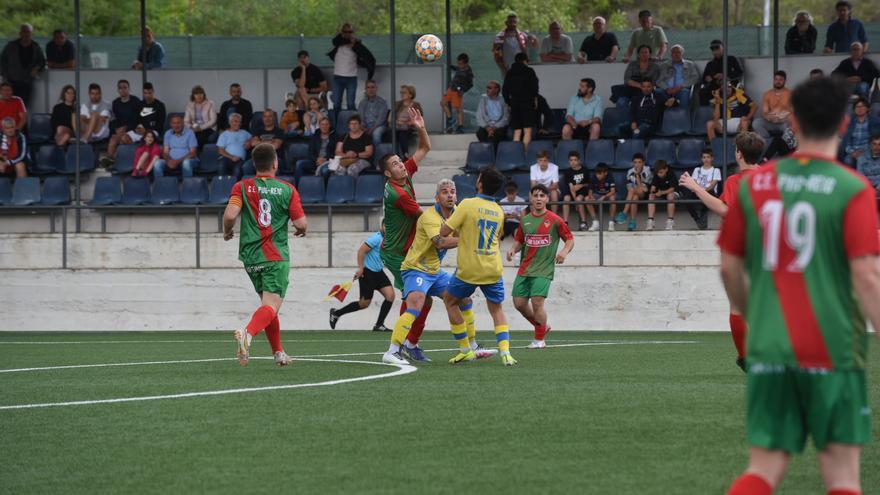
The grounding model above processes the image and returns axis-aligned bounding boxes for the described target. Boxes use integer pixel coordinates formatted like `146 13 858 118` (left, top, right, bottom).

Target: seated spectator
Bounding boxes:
809 68 824 79
824 1 868 54
499 181 527 240
217 113 252 178
493 13 538 76
785 11 817 54
303 96 329 136
617 45 660 108
619 153 652 231
589 163 617 231
578 16 619 63
699 40 743 105
752 71 792 142
132 129 161 177
79 83 112 143
0 117 28 178
332 114 373 177
0 24 45 107
539 21 574 63
154 115 198 178
358 80 389 150
562 78 602 141
280 99 302 138
45 29 76 69
831 42 879 99
392 84 424 157
184 85 217 149
707 82 756 143
217 83 254 132
620 80 667 139
622 10 668 63
295 116 337 182
243 109 285 176
535 94 558 138
475 80 509 146
51 85 77 146
0 81 27 131
646 160 677 231
441 53 474 133
104 79 142 167
841 97 880 166
502 52 539 148
658 45 699 108
137 82 166 137
132 27 165 70
562 151 591 230
679 148 720 230
856 135 880 194
290 50 328 110
529 150 559 212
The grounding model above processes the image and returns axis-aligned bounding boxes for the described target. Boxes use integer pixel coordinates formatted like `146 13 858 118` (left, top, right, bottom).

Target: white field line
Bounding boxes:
0 338 699 345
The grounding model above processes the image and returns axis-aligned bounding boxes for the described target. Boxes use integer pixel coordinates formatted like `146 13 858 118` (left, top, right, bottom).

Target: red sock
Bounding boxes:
729 313 747 358
406 298 432 345
265 316 282 354
246 305 276 337
828 490 861 495
727 473 772 495
535 325 548 341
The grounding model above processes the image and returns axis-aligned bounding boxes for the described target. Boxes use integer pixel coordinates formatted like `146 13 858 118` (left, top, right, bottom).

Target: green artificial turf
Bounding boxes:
0 331 877 494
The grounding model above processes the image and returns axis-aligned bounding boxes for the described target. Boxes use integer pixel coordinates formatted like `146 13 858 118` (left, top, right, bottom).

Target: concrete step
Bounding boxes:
427 133 474 151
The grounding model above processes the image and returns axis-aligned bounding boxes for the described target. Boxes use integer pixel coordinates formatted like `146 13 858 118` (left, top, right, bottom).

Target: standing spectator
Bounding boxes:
646 160 677 231
357 80 389 150
137 82 166 138
578 16 619 63
132 27 165 70
620 153 652 231
392 84 423 157
217 83 254 132
0 117 28 178
588 163 618 231
132 129 161 177
529 150 559 212
617 45 660 108
658 44 699 108
831 42 879 99
296 117 337 182
622 10 668 63
857 135 880 194
45 29 76 69
243 109 285 176
707 82 756 143
539 21 574 63
333 114 373 177
328 23 376 111
620 80 667 139
475 80 509 146
290 50 328 110
502 52 539 148
492 13 538 76
184 85 217 149
217 113 252 178
500 181 527 240
79 83 112 143
280 99 302 138
785 11 817 54
0 24 45 107
752 71 792 142
154 115 198 178
51 85 77 146
679 148 720 230
302 96 329 136
824 1 868 54
441 53 474 134
0 81 27 131
699 40 743 105
103 79 142 167
840 97 880 166
562 78 602 141
562 151 591 230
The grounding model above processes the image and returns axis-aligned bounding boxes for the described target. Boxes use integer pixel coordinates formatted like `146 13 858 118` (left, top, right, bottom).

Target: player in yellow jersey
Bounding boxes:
440 169 516 366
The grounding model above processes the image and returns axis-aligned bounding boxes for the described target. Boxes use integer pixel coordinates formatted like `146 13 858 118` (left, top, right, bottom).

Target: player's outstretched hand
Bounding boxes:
409 107 425 129
556 253 567 264
678 172 697 192
223 230 234 241
506 247 516 262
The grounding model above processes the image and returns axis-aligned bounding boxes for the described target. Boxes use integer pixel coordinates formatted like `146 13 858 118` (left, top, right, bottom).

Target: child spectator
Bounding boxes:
620 153 653 231
303 97 329 136
441 53 474 134
646 160 677 230
499 181 527 240
133 129 161 177
588 163 618 231
680 148 721 229
529 150 559 212
280 99 302 138
562 151 590 231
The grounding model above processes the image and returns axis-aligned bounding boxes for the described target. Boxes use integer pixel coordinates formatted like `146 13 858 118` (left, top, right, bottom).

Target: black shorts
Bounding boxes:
571 125 592 139
502 220 520 239
359 268 392 299
509 101 537 129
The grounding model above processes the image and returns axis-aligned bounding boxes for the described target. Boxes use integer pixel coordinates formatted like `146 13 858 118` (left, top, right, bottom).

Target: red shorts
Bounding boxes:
441 88 463 109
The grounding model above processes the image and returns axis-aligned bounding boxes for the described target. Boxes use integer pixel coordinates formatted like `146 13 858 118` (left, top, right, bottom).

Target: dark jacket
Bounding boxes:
831 57 880 85
629 90 668 128
702 55 743 83
784 25 817 54
328 35 376 80
309 131 339 161
501 62 539 106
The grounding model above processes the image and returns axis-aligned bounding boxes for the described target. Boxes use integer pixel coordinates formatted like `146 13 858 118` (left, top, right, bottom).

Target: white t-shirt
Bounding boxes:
692 166 722 194
626 166 653 188
540 35 574 62
334 44 358 77
80 100 112 140
499 195 527 223
530 163 559 187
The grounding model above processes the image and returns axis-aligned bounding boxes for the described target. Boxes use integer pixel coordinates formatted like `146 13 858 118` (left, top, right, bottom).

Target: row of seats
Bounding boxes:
0 177 71 206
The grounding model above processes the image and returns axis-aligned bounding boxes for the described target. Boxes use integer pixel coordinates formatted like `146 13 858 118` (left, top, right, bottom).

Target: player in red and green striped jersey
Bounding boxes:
223 143 308 367
719 77 880 495
506 184 574 349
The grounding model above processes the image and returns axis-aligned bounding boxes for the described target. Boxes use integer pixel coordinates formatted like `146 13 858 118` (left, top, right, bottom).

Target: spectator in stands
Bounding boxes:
132 27 165 70
831 42 879 99
0 117 28 178
51 85 76 146
79 83 111 144
784 11 817 54
358 80 389 150
132 128 160 177
539 21 574 63
617 45 660 108
243 109 286 176
138 82 166 137
658 44 699 108
184 85 217 149
679 148 720 230
476 80 509 146
45 29 76 69
217 113 252 178
502 52 539 148
442 53 474 134
699 40 743 105
303 96 329 136
217 83 254 132
280 99 302 138
392 84 423 157
707 81 756 142
562 78 602 141
493 13 538 76
824 1 868 54
646 160 677 231
589 163 618 231
857 135 880 194
296 116 337 182
530 150 559 212
103 79 142 167
622 10 668 63
619 153 652 231
841 97 880 166
620 80 667 139
0 81 27 131
809 68 825 79
0 24 45 107
500 181 527 240
328 23 376 111
578 16 619 63
752 71 792 143
562 151 591 231
291 50 328 110
154 115 198 178
333 114 373 177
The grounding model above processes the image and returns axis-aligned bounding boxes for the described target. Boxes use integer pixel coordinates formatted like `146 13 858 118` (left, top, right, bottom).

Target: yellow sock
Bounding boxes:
494 324 510 353
451 322 470 352
462 309 476 340
392 309 419 347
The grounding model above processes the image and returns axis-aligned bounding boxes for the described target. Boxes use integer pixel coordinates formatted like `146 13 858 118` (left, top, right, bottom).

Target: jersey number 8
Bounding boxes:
258 198 272 227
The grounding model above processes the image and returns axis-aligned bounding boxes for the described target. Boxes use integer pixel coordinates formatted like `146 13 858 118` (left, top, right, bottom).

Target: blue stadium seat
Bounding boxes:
526 140 554 168
453 174 477 202
646 139 677 166
688 106 714 136
31 145 65 175
27 113 53 145
180 177 209 204
276 175 296 185
600 107 631 138
64 144 96 174
613 140 646 170
335 110 359 133
325 175 355 204
711 139 737 167
112 144 138 175
208 175 237 204
151 177 181 205
121 177 151 205
675 138 706 169
871 102 880 119
657 107 691 137
298 176 325 203
554 140 585 169
611 172 628 200
509 173 531 198
40 176 70 205
89 176 122 206
11 177 41 205
196 144 220 174
372 143 394 165
495 141 526 172
0 178 11 205
465 142 494 172
584 139 614 169
287 142 311 169
355 175 384 203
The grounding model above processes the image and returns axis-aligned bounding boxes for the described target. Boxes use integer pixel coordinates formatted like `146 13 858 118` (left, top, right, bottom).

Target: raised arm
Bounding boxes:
409 107 431 165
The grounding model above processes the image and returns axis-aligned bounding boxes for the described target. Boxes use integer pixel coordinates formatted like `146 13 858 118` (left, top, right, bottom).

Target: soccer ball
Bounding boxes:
415 34 444 62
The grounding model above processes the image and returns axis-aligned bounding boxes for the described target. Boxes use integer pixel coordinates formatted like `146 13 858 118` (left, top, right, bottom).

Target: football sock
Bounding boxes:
726 473 772 495
494 324 510 353
451 322 470 352
535 324 548 341
335 301 362 317
404 340 416 350
828 490 861 495
265 316 282 354
406 297 432 346
375 300 393 327
392 308 419 348
245 305 276 337
729 313 747 358
460 302 476 340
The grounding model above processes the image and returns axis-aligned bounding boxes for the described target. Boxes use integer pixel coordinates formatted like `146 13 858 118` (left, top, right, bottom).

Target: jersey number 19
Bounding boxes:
759 200 815 272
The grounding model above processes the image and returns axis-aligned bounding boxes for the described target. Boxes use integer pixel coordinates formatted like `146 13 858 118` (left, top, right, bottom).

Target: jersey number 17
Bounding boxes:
477 219 499 250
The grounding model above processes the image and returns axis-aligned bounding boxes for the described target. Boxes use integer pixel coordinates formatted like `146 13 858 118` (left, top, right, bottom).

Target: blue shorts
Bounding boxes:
401 269 452 299
446 274 505 304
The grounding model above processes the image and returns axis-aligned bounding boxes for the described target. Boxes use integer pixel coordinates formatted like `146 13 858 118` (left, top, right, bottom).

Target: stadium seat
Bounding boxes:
554 140 585 169
325 175 355 204
26 113 53 145
197 144 220 174
613 140 646 170
646 139 677 166
452 174 477 202
526 140 554 168
298 176 325 203
112 144 138 175
208 175 237 204
335 110 358 132
871 102 880 119
277 175 296 185
688 106 714 136
600 107 631 138
465 142 494 172
584 139 614 169
120 176 151 205
509 173 531 197
657 107 691 137
89 176 122 206
354 175 383 203
287 142 311 169
495 141 526 172
11 177 41 205
63 144 96 174
373 142 394 163
180 177 209 204
31 145 65 175
40 176 70 205
151 177 181 205
611 172 628 200
0 177 11 205
711 139 737 167
675 138 706 169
